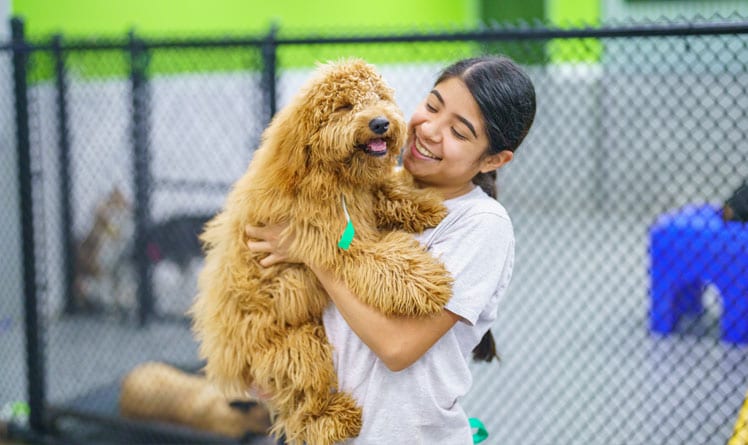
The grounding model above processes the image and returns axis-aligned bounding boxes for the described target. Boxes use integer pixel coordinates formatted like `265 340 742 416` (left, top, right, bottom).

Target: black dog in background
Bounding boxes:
142 214 214 319
145 214 213 269
723 181 748 223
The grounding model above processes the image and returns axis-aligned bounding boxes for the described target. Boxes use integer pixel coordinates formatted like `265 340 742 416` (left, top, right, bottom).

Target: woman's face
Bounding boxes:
402 77 509 199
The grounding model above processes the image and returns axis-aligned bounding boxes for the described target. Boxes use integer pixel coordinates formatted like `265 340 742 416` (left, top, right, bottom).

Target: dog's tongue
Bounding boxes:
368 139 387 153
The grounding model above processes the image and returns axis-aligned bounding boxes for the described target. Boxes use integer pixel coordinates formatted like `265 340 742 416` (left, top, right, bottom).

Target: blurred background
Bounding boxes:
2 0 748 444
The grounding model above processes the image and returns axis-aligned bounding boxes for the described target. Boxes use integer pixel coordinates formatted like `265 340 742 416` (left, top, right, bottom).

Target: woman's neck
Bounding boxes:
414 180 475 201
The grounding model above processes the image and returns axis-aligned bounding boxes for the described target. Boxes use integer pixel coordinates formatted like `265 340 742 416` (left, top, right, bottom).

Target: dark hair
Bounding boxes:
436 55 537 199
724 181 748 222
437 56 536 363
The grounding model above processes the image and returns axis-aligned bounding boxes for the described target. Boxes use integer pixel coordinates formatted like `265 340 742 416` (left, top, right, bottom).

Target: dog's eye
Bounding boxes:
334 104 353 113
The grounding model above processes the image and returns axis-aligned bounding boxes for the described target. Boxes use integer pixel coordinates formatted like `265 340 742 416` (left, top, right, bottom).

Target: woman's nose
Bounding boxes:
419 120 441 143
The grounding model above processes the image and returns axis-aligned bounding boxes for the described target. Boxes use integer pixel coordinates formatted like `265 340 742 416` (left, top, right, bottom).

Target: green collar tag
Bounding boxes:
469 417 488 444
338 195 355 250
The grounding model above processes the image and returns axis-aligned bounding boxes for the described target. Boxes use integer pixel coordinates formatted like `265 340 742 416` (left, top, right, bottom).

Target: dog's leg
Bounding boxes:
262 268 361 445
340 231 453 317
192 212 358 444
374 170 448 232
191 220 270 397
285 213 452 317
254 323 361 445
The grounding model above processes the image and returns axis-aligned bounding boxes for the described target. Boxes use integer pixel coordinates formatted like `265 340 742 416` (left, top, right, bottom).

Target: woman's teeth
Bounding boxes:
415 141 441 160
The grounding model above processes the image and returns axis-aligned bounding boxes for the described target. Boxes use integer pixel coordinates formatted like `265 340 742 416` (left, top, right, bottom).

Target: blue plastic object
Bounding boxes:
649 204 748 344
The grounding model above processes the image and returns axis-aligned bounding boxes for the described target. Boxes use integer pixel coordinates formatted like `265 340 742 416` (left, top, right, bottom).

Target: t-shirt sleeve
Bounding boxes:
431 212 515 325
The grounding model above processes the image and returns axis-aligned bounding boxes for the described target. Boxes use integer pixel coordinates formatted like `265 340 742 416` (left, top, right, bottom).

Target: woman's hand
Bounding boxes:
245 222 299 267
247 384 273 402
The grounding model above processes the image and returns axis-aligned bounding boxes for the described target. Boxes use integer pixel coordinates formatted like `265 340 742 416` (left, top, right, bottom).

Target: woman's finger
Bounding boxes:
247 240 272 253
248 385 272 401
245 224 265 239
259 253 282 268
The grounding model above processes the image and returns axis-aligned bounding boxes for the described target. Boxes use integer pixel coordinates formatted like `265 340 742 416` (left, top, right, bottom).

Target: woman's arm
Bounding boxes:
246 223 459 372
309 263 459 371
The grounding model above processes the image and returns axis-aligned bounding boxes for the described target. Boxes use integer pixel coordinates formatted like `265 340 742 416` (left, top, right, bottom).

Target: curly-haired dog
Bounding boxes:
190 59 452 445
120 362 271 439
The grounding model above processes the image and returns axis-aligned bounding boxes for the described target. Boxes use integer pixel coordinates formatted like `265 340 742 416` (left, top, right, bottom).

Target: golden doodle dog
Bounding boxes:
119 362 271 439
190 59 453 445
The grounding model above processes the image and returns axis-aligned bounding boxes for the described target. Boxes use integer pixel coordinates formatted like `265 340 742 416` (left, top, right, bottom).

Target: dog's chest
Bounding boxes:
335 194 380 240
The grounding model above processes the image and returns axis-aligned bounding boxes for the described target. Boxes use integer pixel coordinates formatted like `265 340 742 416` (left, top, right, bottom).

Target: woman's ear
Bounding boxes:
480 150 513 173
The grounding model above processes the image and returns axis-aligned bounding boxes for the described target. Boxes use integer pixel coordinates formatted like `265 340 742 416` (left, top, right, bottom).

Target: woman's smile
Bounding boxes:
410 135 442 161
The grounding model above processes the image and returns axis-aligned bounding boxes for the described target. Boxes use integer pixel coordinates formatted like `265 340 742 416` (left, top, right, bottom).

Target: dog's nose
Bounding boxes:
369 117 390 135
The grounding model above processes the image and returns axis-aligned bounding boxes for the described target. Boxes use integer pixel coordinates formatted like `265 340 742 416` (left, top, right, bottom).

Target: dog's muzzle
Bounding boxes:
355 117 392 157
357 138 388 157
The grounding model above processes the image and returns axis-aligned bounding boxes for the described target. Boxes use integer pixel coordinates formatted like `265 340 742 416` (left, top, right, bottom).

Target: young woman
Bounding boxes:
245 55 536 444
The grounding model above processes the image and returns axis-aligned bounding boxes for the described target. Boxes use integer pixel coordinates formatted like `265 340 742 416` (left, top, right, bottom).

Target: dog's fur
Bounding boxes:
119 362 271 439
189 59 453 445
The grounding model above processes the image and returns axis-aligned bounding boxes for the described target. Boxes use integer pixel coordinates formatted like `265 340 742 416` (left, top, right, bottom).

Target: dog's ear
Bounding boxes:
256 101 314 191
109 186 131 209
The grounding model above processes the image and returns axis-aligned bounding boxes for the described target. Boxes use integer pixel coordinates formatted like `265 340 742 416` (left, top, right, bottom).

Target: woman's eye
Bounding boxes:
452 128 467 140
425 103 437 112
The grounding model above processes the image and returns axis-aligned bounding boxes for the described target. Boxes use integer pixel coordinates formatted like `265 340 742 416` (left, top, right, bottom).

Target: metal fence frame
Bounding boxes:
5 15 748 444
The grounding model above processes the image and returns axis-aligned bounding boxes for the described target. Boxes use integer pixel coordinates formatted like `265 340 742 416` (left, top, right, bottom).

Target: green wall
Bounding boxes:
479 0 547 64
12 0 479 38
548 0 601 62
11 0 601 79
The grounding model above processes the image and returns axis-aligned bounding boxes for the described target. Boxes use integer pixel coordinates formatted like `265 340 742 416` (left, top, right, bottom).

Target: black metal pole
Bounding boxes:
261 23 279 124
11 17 47 434
52 35 77 315
128 30 154 325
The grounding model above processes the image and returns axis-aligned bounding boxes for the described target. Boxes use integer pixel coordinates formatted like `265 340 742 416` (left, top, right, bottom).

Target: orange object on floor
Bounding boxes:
729 388 748 445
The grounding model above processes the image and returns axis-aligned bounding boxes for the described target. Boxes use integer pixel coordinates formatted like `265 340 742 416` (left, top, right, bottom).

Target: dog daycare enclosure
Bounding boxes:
2 15 748 444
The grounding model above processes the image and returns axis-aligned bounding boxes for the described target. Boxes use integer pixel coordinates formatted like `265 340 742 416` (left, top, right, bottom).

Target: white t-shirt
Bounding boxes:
323 186 515 444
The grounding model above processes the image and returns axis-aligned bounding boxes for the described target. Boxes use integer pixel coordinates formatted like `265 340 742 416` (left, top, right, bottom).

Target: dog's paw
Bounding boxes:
303 392 362 445
345 232 453 317
386 270 452 317
407 201 448 232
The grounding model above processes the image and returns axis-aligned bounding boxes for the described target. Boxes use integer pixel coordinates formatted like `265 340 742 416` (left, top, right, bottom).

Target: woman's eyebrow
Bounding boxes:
430 89 444 104
430 89 477 138
456 115 477 138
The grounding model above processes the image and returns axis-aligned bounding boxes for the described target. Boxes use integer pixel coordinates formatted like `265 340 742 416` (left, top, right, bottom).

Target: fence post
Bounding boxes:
128 30 154 326
261 23 279 124
52 34 76 316
11 17 47 434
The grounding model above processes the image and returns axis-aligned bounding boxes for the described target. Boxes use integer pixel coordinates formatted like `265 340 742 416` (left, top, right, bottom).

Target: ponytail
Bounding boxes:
472 170 497 199
470 169 501 363
473 330 499 363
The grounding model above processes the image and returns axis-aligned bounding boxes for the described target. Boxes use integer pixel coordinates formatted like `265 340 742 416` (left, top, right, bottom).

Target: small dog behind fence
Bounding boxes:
73 187 213 319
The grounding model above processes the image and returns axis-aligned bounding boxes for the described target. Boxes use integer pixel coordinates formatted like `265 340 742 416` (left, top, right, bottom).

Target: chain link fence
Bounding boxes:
2 15 748 445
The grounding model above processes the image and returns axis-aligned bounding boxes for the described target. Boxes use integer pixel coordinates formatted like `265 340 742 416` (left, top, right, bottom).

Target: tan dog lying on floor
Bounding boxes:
189 59 453 445
119 362 271 439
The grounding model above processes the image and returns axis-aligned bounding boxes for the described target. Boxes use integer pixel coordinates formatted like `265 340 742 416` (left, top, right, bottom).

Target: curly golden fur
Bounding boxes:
119 362 271 438
189 59 452 445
